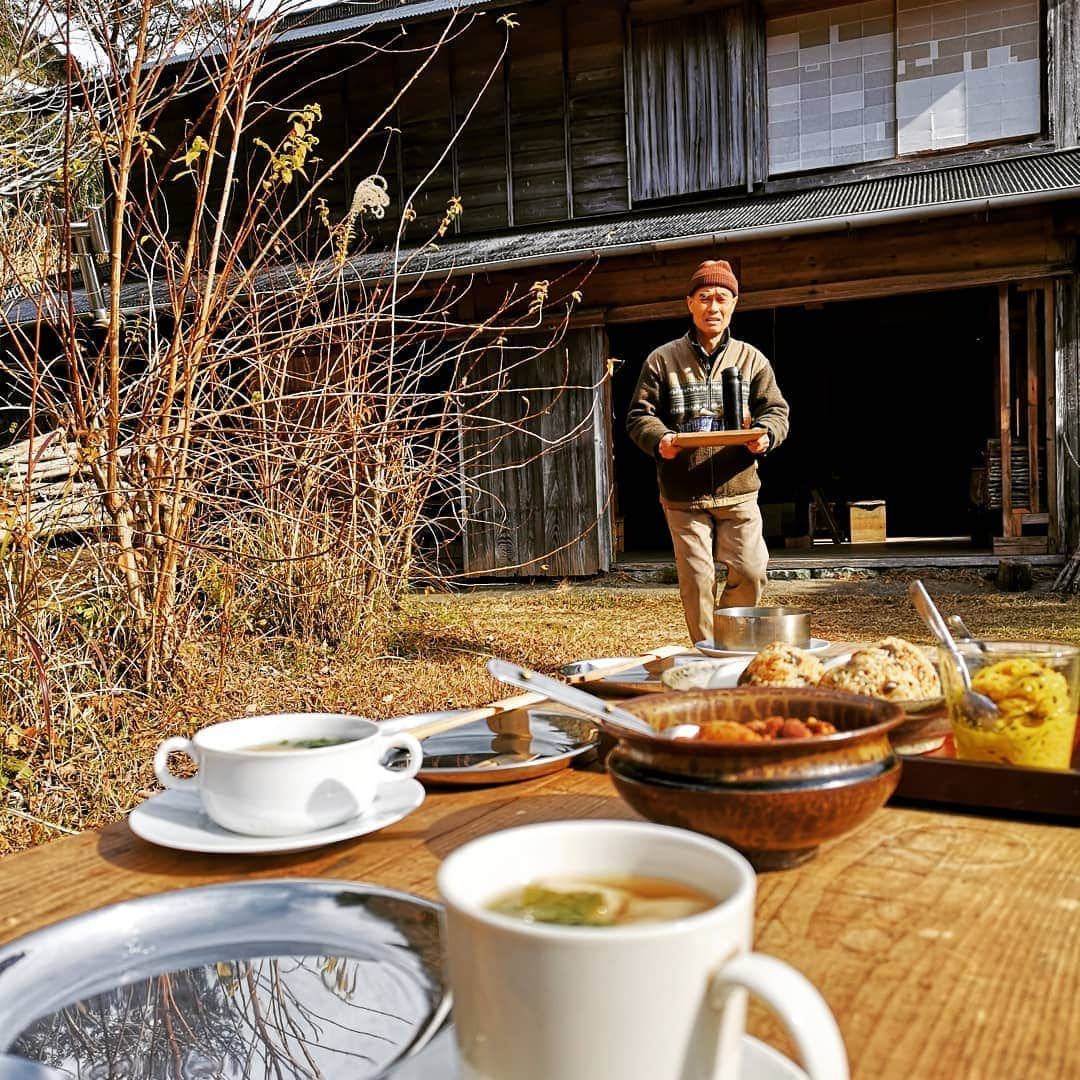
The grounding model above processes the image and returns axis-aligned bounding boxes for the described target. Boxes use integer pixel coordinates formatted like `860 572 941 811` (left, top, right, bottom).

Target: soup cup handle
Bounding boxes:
709 952 848 1080
153 737 200 791
378 732 424 783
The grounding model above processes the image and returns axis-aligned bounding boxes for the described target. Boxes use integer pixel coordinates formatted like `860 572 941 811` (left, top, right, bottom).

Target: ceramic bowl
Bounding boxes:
888 700 950 755
603 688 904 871
660 655 948 756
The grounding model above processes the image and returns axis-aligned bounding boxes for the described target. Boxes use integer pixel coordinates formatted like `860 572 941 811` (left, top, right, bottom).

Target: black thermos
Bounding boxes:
721 367 743 430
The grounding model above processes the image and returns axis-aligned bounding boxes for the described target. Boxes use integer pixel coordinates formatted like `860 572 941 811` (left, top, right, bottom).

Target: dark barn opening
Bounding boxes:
608 287 999 557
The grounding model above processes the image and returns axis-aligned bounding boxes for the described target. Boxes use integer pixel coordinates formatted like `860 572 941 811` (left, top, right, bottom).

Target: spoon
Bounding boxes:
486 658 698 740
946 614 989 653
908 581 998 728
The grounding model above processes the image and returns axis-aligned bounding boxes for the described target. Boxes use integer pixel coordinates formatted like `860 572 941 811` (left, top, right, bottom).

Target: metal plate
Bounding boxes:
559 654 712 697
695 637 832 658
0 880 450 1079
415 709 598 786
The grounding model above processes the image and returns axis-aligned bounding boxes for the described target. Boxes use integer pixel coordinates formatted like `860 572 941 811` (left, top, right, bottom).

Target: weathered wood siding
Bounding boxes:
335 3 630 237
462 327 612 576
568 2 630 217
628 6 762 200
452 18 512 232
1048 0 1080 149
397 41 456 234
509 16 568 224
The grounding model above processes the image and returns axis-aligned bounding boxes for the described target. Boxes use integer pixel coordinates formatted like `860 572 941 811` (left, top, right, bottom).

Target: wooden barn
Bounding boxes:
17 0 1080 579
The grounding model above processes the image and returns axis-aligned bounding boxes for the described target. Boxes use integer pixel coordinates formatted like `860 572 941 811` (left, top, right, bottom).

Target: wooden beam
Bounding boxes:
1044 283 1060 550
503 52 514 228
561 1 574 220
604 264 1074 323
999 284 1014 536
1026 289 1040 514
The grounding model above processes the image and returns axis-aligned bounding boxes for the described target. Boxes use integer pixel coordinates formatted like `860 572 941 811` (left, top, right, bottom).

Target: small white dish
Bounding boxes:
695 637 831 658
128 778 425 855
661 656 752 691
393 1028 807 1079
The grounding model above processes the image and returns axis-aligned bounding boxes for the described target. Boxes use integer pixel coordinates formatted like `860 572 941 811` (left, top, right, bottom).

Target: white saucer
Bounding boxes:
393 1028 807 1078
128 779 425 855
696 637 831 658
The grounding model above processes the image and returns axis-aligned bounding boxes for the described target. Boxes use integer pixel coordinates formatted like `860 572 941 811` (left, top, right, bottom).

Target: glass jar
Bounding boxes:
939 640 1080 770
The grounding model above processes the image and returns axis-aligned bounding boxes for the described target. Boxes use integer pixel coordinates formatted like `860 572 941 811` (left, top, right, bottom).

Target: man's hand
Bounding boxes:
746 431 770 455
658 432 679 459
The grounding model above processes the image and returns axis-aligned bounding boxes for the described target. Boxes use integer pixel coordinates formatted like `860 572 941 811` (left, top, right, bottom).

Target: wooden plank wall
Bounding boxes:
745 0 770 189
367 2 629 237
568 2 630 218
397 41 456 234
627 7 756 199
509 15 568 225
462 328 610 576
1048 0 1080 149
452 17 513 233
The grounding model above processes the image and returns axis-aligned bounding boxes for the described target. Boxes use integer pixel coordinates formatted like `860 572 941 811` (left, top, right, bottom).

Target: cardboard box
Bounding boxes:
848 500 886 543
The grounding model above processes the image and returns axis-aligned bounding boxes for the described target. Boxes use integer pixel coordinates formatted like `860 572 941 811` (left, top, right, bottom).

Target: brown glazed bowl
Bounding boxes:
603 688 904 871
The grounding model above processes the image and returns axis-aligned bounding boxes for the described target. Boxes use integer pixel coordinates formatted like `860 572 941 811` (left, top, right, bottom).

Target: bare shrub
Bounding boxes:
0 0 595 759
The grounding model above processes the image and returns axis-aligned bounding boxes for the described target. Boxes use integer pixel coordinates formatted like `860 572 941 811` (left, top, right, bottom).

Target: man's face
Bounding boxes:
687 286 737 341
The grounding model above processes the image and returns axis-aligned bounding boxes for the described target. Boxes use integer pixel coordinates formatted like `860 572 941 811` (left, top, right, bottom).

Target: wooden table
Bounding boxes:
2 764 1078 1079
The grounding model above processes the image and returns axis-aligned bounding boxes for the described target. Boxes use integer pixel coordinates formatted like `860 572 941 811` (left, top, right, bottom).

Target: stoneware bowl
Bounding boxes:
889 700 950 755
660 655 948 756
603 688 904 871
712 607 810 651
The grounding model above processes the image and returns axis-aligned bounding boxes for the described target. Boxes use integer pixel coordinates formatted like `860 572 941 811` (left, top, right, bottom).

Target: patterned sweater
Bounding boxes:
626 332 790 509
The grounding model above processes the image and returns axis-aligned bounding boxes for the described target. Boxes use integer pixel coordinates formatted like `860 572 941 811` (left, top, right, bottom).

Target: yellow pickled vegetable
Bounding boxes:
951 657 1076 770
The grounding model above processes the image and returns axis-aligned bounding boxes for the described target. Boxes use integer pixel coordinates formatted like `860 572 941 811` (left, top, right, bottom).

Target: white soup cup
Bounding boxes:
437 819 848 1080
153 712 422 836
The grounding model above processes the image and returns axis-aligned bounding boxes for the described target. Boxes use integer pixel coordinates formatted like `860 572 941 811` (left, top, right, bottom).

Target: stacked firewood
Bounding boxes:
984 439 1045 511
0 431 106 540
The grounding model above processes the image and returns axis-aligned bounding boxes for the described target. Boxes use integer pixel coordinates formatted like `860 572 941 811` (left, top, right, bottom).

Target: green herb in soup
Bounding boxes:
487 876 715 927
245 737 352 752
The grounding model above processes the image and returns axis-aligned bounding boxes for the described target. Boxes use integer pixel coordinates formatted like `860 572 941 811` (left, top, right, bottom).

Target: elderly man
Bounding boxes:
626 259 790 645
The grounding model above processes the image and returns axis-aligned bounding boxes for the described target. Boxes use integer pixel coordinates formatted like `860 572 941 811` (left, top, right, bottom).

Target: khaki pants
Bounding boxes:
662 500 769 645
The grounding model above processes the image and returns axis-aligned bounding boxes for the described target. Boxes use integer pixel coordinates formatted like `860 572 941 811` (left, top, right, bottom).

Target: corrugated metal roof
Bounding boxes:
271 0 504 41
5 147 1079 326
164 0 515 65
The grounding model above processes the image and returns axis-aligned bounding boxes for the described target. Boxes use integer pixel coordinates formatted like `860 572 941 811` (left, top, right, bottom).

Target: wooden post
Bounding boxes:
1043 284 1060 551
1026 289 1040 514
998 285 1014 535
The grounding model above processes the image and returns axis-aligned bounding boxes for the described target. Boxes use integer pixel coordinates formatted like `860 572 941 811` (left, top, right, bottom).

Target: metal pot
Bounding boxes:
712 606 811 651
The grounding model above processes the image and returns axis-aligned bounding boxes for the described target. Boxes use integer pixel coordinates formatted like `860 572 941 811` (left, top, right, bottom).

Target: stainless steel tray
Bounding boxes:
0 879 450 1079
416 708 598 786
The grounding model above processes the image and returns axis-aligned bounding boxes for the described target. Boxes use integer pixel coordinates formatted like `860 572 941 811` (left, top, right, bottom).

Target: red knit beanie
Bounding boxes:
687 259 738 297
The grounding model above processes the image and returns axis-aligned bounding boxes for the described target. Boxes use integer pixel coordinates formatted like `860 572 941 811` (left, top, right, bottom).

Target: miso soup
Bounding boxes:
243 736 353 752
487 875 716 927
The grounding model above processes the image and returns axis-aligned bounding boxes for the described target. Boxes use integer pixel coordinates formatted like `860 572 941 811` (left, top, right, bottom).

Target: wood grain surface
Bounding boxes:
670 427 768 448
1 767 1077 1080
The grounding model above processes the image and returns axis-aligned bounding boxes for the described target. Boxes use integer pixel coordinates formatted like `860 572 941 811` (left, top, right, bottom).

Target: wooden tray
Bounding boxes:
670 428 767 448
890 734 1080 821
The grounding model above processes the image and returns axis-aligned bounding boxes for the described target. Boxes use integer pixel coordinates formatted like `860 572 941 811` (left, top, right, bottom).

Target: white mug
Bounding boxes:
437 820 848 1080
153 713 423 836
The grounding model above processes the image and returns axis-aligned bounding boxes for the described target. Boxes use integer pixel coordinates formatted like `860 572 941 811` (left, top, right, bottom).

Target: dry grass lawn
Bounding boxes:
2 567 1077 858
